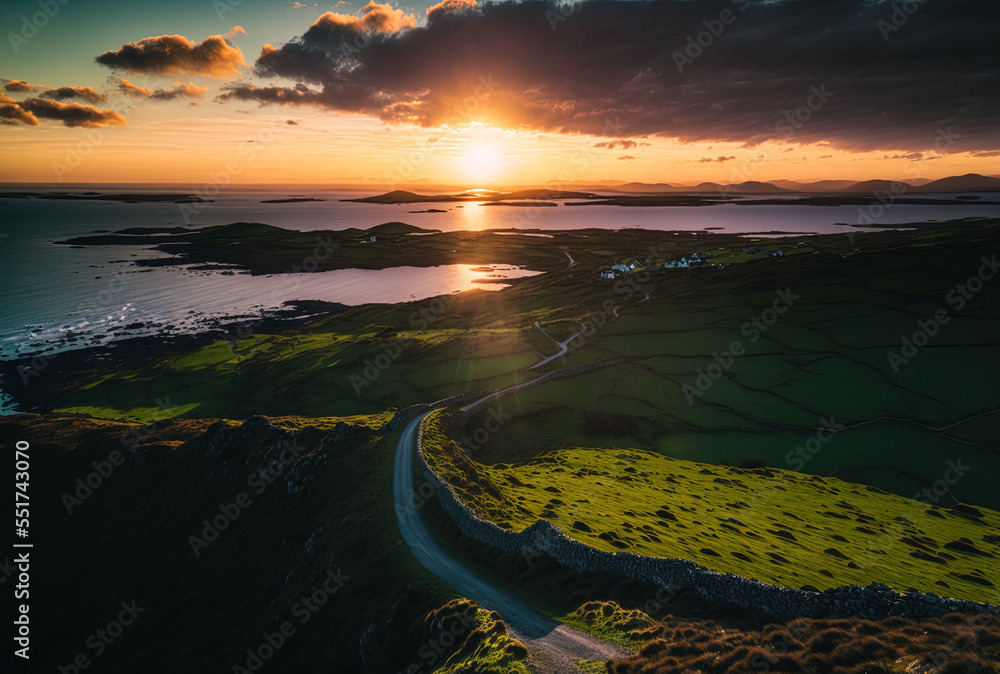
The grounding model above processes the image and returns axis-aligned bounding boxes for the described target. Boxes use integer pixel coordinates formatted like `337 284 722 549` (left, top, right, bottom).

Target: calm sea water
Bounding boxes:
2 185 998 412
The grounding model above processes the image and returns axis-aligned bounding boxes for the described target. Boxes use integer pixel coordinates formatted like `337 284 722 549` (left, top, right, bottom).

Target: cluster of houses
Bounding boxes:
663 253 710 268
600 257 650 279
598 252 712 279
596 241 809 279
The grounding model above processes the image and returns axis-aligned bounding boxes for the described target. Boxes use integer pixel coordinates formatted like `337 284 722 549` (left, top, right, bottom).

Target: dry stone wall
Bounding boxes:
449 356 630 426
416 415 1000 620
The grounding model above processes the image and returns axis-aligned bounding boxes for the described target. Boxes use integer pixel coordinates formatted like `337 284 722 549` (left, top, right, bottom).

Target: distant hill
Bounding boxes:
344 190 458 204
343 188 593 204
841 179 915 193
611 182 677 193
589 174 1000 194
920 173 1000 192
689 182 725 193
611 181 788 194
723 181 792 194
496 189 593 200
771 179 857 192
839 174 1000 193
357 175 1000 202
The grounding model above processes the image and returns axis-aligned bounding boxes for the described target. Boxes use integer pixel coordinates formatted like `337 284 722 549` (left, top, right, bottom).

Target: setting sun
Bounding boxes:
462 142 504 184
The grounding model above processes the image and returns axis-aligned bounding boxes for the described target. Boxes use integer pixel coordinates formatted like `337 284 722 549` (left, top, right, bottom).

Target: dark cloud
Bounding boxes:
595 139 637 150
150 82 209 101
117 78 208 101
698 155 736 163
96 31 247 78
286 119 298 125
117 78 154 98
617 154 636 160
4 80 107 104
970 150 1000 158
39 86 106 104
222 0 998 152
0 94 39 125
17 98 127 127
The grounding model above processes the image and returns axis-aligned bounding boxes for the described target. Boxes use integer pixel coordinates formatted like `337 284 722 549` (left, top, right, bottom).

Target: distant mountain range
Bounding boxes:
593 173 1000 195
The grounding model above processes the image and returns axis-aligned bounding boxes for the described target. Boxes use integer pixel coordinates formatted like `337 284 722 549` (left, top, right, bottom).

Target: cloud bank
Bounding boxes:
1 95 127 128
117 78 209 101
215 0 998 152
39 86 106 104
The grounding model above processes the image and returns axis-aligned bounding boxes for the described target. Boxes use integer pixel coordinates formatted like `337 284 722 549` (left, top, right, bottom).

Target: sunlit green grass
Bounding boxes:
53 402 201 422
424 411 1000 604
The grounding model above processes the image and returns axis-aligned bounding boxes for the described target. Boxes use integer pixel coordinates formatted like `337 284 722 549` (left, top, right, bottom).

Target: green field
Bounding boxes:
424 410 1000 603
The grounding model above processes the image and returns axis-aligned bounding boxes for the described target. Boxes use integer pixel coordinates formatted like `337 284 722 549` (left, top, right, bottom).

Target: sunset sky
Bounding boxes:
1 0 997 187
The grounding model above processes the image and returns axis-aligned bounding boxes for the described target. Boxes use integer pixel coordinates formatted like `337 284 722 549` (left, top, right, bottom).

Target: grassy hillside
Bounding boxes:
415 445 1000 674
423 410 1000 604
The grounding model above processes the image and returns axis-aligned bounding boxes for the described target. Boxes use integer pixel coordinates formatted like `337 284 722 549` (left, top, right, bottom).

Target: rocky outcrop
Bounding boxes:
415 416 1000 620
205 416 376 498
205 415 280 458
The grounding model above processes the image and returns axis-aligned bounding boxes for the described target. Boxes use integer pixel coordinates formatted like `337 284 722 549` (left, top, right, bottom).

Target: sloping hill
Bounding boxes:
841 179 914 192
921 173 1000 192
723 181 792 194
423 421 1000 602
772 179 857 192
344 190 458 203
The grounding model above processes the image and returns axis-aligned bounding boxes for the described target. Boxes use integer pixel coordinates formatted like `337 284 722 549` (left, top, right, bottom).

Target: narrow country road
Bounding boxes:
393 411 629 670
529 321 588 370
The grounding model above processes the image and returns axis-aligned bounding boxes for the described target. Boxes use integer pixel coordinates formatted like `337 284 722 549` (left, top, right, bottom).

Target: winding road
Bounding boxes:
393 411 628 670
529 321 588 370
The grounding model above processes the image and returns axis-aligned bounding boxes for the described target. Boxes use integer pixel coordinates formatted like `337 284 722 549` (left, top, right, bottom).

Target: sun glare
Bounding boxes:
462 142 504 184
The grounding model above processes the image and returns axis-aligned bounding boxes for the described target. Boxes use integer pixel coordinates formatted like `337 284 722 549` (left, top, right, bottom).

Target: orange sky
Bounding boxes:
2 102 997 187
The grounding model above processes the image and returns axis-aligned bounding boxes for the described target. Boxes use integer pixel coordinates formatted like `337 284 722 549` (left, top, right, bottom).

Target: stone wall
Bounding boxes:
415 415 1000 620
384 391 488 431
449 356 630 426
